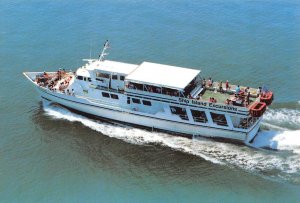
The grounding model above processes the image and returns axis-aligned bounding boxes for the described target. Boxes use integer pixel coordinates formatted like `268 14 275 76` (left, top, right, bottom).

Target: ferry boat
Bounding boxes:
23 42 273 144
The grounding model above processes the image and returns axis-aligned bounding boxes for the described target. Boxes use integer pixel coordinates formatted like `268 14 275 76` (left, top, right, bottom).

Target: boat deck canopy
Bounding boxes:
126 62 201 90
88 60 138 75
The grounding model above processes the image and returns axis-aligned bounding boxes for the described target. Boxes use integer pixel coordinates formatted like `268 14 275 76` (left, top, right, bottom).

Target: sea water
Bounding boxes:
1 0 300 202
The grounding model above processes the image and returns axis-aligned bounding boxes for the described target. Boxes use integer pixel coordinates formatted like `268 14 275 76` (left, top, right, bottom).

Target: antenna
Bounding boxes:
99 40 110 61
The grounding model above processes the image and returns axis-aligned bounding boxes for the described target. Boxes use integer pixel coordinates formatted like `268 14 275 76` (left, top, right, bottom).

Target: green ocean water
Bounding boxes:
1 0 300 202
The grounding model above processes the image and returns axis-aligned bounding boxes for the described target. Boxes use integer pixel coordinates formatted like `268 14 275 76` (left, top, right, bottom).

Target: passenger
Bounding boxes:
202 78 206 88
213 98 217 103
245 86 250 93
246 92 250 104
208 78 212 87
256 87 262 97
225 99 230 105
225 80 229 90
235 85 241 94
149 86 153 92
156 87 161 93
219 81 223 93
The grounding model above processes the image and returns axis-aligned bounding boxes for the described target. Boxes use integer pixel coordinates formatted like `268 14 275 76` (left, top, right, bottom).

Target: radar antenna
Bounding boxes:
99 40 110 61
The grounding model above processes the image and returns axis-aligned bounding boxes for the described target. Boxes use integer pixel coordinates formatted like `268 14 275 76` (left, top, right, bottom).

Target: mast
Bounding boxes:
99 40 110 61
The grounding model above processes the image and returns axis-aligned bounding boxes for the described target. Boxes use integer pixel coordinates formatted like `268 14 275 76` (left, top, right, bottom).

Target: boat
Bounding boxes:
23 41 273 144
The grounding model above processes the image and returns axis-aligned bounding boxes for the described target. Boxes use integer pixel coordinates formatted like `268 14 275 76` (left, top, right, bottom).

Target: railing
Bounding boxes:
212 120 228 126
178 114 189 121
192 116 208 123
237 117 260 129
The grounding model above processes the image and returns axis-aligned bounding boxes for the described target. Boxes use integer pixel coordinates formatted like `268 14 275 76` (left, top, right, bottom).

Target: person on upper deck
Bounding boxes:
225 80 230 90
202 78 206 88
246 92 250 104
235 85 241 94
208 78 212 87
219 81 223 93
256 87 262 97
245 86 250 93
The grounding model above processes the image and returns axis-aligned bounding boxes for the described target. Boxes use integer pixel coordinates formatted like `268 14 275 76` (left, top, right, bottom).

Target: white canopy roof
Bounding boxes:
87 60 138 75
126 62 200 90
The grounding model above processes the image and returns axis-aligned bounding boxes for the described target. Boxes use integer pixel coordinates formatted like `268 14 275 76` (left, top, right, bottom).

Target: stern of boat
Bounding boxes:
245 117 262 144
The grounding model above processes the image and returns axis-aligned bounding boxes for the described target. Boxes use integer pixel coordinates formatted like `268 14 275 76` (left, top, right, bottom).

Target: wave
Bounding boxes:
42 101 300 183
263 108 300 130
252 130 300 154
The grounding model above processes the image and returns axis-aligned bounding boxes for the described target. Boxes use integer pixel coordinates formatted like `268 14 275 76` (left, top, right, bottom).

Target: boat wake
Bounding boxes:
42 101 300 183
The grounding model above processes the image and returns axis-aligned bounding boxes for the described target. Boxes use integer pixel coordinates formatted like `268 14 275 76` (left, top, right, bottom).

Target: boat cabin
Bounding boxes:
125 61 202 98
76 60 138 91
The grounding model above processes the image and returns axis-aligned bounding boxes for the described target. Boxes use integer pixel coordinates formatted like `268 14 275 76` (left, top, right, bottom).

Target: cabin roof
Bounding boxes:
126 62 201 90
89 60 138 75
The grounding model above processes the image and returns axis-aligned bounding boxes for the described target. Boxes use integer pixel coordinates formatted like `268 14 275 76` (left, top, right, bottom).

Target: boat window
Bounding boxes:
111 94 119 100
142 100 152 106
120 76 125 81
153 86 162 94
84 77 91 82
112 75 118 80
191 110 208 123
96 78 104 82
127 97 130 104
102 92 110 98
210 112 228 126
96 72 110 79
77 76 83 80
170 106 189 120
128 82 143 91
162 87 179 96
132 98 141 104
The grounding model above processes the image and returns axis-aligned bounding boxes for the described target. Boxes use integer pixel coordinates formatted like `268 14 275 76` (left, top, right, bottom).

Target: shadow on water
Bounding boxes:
30 102 226 184
30 101 300 187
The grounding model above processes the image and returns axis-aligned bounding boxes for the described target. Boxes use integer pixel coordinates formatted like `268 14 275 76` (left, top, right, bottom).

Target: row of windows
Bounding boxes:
102 92 119 100
170 107 228 126
77 76 91 82
96 72 125 81
128 97 152 106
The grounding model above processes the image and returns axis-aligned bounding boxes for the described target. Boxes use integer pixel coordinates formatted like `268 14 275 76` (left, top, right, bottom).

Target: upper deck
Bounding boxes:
49 57 272 117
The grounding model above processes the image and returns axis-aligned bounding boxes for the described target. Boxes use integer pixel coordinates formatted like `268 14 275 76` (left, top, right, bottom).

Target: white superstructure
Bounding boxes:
24 43 273 144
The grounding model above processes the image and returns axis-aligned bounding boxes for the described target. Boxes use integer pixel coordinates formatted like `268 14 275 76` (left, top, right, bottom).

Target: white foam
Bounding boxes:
252 130 300 153
263 108 300 129
43 102 223 164
42 101 300 182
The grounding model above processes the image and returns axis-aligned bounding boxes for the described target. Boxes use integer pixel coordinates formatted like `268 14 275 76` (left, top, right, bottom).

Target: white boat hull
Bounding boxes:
35 86 261 144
